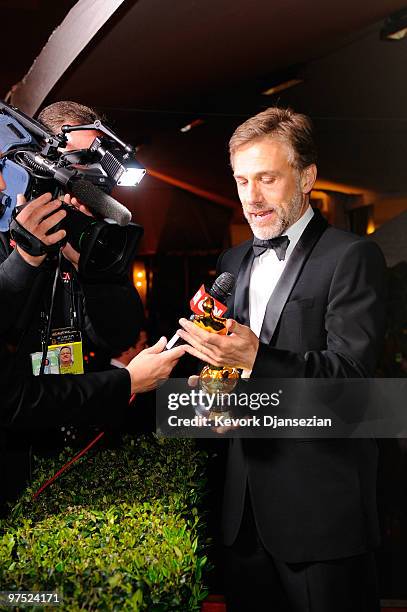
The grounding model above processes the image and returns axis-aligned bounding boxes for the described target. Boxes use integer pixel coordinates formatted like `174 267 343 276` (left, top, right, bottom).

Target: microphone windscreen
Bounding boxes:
209 272 235 303
71 180 132 226
165 272 235 351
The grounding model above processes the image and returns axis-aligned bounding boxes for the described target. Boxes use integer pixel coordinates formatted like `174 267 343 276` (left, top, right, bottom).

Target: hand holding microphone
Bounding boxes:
70 180 132 226
178 317 259 372
170 269 259 372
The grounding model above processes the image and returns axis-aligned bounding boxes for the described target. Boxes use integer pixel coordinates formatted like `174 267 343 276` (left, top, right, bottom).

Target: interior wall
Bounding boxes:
374 197 407 227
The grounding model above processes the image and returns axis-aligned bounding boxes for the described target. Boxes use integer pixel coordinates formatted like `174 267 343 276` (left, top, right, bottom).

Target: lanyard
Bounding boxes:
40 265 79 351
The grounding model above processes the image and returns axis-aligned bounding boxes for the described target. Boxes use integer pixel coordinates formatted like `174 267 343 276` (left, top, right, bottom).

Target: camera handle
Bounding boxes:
9 217 49 256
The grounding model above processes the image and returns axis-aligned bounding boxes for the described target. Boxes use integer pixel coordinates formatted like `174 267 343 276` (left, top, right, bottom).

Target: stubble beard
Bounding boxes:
244 188 304 240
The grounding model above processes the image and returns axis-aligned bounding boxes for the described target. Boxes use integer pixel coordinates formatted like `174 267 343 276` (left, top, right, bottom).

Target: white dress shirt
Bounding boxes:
249 206 314 338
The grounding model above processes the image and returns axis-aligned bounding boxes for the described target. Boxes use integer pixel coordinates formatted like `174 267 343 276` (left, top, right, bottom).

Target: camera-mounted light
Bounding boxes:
117 159 146 186
61 122 146 187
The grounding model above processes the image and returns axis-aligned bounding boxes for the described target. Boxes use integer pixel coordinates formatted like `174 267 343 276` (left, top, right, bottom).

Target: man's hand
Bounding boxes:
126 337 185 394
15 193 66 266
177 318 259 371
60 193 93 269
63 193 93 217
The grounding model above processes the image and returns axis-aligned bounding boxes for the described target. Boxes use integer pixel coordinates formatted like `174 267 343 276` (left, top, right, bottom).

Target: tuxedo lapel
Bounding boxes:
259 209 328 344
233 246 254 326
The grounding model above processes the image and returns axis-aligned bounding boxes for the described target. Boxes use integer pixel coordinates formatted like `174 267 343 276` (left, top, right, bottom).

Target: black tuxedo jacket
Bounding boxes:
0 359 131 513
218 210 387 563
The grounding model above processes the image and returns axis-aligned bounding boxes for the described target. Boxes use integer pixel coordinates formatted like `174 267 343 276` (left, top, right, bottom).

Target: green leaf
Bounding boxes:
173 545 182 559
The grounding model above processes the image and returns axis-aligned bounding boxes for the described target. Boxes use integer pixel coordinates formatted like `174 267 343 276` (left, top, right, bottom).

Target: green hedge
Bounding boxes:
0 436 209 611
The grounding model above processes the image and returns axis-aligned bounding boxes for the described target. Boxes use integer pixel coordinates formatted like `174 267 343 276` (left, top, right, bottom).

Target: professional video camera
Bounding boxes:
0 100 145 278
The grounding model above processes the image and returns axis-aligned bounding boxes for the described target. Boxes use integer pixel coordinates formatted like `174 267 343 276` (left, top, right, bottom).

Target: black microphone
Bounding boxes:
22 152 132 226
70 180 132 226
208 271 235 303
166 272 235 350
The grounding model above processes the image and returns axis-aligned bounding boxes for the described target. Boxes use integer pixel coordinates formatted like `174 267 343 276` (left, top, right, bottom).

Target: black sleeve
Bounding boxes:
1 367 131 430
0 238 132 431
252 240 387 378
0 241 44 335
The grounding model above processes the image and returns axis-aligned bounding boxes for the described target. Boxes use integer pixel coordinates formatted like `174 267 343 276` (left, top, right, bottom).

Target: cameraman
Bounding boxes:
0 150 184 512
0 101 148 459
1 101 143 374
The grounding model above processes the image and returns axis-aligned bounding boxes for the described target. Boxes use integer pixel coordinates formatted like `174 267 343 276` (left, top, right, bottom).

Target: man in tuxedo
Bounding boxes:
178 107 387 611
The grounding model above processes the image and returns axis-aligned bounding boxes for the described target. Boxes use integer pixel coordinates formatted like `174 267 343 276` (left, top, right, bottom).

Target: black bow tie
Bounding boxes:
252 235 290 260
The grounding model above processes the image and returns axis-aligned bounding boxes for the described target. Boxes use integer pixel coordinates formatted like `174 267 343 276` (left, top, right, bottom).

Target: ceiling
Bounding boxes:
0 0 77 97
2 0 407 239
50 0 404 111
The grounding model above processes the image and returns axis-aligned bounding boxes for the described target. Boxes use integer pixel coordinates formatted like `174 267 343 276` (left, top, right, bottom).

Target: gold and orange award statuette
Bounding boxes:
193 296 240 421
